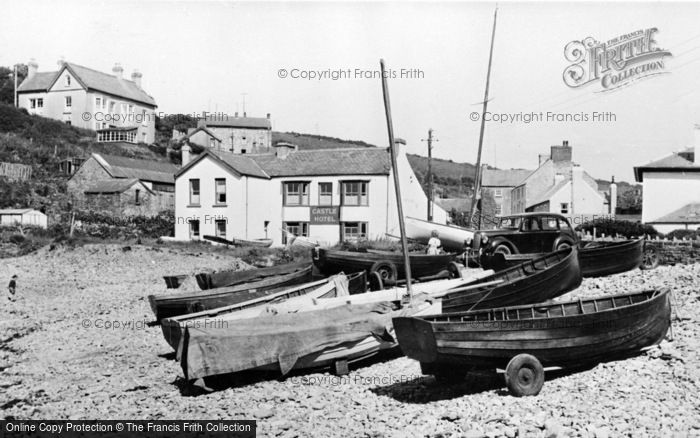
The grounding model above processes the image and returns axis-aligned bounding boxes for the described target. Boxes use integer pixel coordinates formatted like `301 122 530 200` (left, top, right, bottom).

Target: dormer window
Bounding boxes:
66 75 71 86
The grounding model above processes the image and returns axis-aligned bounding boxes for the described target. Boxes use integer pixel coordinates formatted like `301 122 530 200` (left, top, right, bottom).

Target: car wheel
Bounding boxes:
494 244 512 255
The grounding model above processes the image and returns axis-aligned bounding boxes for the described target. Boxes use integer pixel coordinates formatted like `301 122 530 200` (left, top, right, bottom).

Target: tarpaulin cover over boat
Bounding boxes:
180 301 405 379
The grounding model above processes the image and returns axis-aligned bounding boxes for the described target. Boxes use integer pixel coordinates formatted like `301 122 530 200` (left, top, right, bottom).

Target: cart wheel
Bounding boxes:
640 246 659 270
505 354 544 397
447 261 463 279
368 271 384 291
369 261 398 284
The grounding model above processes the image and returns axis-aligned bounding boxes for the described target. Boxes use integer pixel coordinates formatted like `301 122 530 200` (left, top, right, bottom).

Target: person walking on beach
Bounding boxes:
8 275 17 301
427 230 442 255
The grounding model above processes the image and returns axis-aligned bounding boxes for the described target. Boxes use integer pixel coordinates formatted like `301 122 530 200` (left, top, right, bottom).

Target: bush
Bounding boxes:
576 218 658 238
73 210 175 239
665 229 700 240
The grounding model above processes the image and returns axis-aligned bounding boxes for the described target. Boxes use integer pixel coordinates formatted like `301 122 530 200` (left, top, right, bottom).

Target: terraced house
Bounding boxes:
17 59 157 143
174 141 447 246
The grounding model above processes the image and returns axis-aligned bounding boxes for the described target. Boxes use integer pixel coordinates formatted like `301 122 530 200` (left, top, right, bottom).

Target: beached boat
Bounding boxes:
195 262 312 290
313 247 458 283
148 265 313 321
406 217 475 252
480 239 644 278
393 288 671 396
203 235 273 248
579 239 644 277
173 276 487 380
441 246 581 312
163 274 188 289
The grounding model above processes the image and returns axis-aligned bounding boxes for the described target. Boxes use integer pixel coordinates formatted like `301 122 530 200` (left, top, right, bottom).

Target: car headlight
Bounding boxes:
481 235 489 244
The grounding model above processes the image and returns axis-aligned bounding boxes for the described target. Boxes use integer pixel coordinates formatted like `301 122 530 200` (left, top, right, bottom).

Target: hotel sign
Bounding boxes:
310 206 339 225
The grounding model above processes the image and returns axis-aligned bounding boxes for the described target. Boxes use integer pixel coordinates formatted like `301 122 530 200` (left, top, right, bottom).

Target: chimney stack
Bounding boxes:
181 143 191 166
609 175 617 215
266 113 270 119
274 142 297 159
27 59 38 79
112 63 123 79
393 138 407 156
131 70 142 88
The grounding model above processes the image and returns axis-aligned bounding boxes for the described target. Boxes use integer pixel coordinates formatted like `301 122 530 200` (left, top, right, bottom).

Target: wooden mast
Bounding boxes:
468 7 498 229
379 59 413 298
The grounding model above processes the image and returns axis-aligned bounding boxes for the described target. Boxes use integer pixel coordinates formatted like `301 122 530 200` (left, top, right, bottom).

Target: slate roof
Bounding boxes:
17 63 156 107
93 154 178 184
185 126 223 142
634 149 699 182
177 148 392 179
650 203 700 224
482 168 533 187
0 209 40 215
84 179 150 194
200 115 271 130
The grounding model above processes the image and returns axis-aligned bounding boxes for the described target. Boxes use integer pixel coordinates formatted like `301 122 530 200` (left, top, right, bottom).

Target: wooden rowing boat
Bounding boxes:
578 239 644 277
406 216 475 252
441 246 581 312
195 262 311 290
163 274 188 289
393 288 671 395
480 240 644 278
313 247 457 283
174 276 486 380
148 265 313 321
203 235 273 248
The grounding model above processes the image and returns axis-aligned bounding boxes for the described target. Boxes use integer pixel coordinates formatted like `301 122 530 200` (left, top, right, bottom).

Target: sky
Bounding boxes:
2 1 699 183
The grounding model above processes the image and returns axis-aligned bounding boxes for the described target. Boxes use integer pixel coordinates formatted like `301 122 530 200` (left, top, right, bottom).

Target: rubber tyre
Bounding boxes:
369 261 398 284
640 246 659 270
494 244 512 255
505 353 545 397
447 261 463 279
368 271 384 291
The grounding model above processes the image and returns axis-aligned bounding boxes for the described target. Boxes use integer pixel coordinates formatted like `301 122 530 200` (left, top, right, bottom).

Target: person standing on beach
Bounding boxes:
8 275 17 301
427 230 442 255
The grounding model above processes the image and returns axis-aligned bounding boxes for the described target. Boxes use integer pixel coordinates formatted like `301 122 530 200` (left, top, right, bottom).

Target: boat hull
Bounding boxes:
406 217 474 252
195 262 311 290
394 289 671 369
313 248 456 279
441 247 581 312
579 239 644 277
148 266 313 321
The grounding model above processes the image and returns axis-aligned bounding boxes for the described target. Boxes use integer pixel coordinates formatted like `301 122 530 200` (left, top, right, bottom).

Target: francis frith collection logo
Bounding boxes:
563 28 672 91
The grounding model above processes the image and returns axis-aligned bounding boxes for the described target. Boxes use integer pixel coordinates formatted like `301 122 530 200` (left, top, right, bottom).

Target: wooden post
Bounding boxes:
379 59 413 299
69 212 75 238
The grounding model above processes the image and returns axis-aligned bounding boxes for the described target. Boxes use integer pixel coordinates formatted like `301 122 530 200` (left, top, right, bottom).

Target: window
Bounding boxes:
215 220 227 238
30 99 36 109
65 75 71 86
284 182 309 206
494 189 503 198
134 189 140 205
37 98 43 108
96 97 101 108
558 218 572 230
283 222 309 244
341 181 368 206
560 203 569 214
189 179 200 205
495 205 502 216
522 217 542 231
215 178 226 204
65 96 72 108
241 149 247 154
319 182 333 205
342 222 368 240
141 110 147 126
128 104 134 114
189 220 200 239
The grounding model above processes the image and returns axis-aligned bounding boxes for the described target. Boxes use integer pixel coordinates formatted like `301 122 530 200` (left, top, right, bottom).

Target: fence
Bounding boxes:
0 162 32 181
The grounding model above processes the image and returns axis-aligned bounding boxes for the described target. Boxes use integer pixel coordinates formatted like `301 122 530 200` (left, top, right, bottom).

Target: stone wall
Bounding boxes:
645 239 700 266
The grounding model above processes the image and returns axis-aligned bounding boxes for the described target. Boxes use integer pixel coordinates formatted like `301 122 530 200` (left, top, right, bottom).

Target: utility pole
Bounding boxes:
468 7 498 230
241 93 248 115
421 129 438 221
14 64 18 107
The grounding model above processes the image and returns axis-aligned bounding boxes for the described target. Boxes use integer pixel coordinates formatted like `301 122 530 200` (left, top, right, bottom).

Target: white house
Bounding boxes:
634 127 700 234
173 141 448 246
0 209 48 228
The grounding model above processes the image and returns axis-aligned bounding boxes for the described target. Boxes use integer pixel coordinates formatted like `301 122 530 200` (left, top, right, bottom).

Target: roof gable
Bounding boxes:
185 126 223 142
634 151 700 182
482 168 534 187
93 153 177 184
650 202 700 224
200 115 271 130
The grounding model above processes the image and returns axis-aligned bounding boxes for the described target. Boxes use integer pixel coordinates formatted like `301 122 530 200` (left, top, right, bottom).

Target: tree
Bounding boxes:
0 64 28 106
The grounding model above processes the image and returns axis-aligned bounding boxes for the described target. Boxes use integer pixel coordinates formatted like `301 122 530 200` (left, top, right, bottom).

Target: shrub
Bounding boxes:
665 229 700 240
8 234 25 244
576 218 658 238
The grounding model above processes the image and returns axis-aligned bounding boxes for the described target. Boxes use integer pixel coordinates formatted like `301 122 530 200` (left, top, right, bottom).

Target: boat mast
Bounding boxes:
468 7 498 229
380 59 413 298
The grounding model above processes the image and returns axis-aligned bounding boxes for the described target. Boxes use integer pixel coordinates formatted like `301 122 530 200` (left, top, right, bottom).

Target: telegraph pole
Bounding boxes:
14 64 18 107
422 129 438 221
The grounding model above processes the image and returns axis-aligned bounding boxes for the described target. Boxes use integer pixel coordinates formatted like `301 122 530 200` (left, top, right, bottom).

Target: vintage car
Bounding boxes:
471 212 578 256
